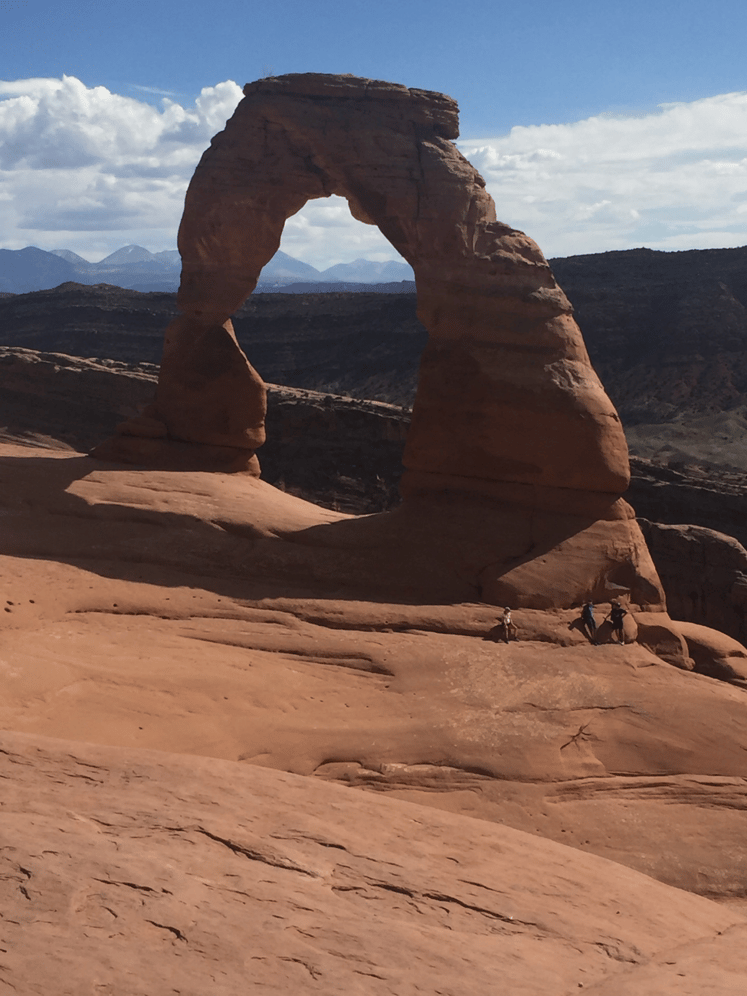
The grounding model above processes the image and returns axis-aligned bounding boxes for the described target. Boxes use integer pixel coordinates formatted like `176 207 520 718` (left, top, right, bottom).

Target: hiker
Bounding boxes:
607 600 628 644
581 601 597 644
501 607 517 643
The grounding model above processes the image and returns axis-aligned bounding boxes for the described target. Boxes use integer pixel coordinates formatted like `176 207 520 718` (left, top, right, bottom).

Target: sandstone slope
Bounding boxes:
2 442 747 904
4 729 747 996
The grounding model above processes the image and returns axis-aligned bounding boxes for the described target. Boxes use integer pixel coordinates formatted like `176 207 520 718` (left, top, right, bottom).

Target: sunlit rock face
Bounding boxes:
142 72 662 609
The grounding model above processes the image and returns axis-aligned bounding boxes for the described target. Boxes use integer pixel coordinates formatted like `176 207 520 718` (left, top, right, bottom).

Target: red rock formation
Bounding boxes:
640 519 747 645
677 621 747 686
165 74 627 491
116 73 663 608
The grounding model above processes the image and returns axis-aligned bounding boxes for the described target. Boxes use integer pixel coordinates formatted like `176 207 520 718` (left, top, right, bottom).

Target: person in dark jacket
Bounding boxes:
607 600 628 644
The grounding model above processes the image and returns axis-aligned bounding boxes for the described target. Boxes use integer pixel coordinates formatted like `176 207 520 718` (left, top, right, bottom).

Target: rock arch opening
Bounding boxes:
243 197 420 404
271 194 414 290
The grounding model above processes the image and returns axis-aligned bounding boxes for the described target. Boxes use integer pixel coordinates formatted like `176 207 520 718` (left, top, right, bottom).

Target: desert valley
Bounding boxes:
2 72 747 995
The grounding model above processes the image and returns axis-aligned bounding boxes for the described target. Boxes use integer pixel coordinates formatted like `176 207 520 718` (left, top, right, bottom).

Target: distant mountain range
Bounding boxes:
0 245 415 294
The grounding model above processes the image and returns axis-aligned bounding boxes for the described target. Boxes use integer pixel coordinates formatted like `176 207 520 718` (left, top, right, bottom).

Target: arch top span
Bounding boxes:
176 73 567 324
242 73 461 139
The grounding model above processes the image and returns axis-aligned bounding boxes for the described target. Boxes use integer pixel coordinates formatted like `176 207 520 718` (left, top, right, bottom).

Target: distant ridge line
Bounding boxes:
0 244 416 294
255 280 416 294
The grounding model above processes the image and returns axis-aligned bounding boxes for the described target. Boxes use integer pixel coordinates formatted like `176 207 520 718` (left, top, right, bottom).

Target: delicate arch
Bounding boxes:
94 74 665 609
155 73 629 499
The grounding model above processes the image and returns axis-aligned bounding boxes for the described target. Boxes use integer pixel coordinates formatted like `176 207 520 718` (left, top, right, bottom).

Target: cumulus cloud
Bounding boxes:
0 76 244 258
459 91 747 257
1 78 747 265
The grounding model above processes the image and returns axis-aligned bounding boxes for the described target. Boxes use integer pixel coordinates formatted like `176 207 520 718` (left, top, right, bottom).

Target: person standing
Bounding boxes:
608 600 628 644
501 607 517 643
581 601 597 644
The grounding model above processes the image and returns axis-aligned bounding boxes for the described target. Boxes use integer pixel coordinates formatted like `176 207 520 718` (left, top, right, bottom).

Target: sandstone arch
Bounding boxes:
160 74 628 495
102 73 663 609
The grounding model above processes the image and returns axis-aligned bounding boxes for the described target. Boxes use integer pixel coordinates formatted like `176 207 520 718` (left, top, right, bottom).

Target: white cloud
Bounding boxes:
459 91 747 257
1 78 747 266
0 76 244 259
281 197 402 266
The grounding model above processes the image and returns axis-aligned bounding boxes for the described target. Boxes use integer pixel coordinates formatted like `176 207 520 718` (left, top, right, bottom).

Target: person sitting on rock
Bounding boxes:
607 600 628 645
501 607 517 643
581 601 597 644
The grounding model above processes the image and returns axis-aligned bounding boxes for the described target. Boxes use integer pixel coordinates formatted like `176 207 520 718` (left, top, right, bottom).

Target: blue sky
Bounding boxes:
2 0 747 265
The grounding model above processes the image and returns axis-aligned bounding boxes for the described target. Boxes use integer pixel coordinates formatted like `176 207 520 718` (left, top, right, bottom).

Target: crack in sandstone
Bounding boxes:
269 832 348 852
0 970 17 991
53 771 105 784
335 876 541 931
94 878 172 895
278 955 322 980
190 827 319 877
236 605 487 638
421 890 538 926
354 882 643 963
269 830 406 870
72 608 179 619
63 756 107 770
0 749 32 766
560 723 596 751
508 702 637 714
553 775 747 806
145 919 187 942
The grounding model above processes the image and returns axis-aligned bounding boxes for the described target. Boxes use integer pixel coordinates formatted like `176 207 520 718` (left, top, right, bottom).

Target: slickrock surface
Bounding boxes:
2 442 747 907
3 729 747 996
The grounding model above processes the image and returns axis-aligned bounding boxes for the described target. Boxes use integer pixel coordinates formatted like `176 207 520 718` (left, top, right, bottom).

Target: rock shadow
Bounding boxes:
0 450 657 609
